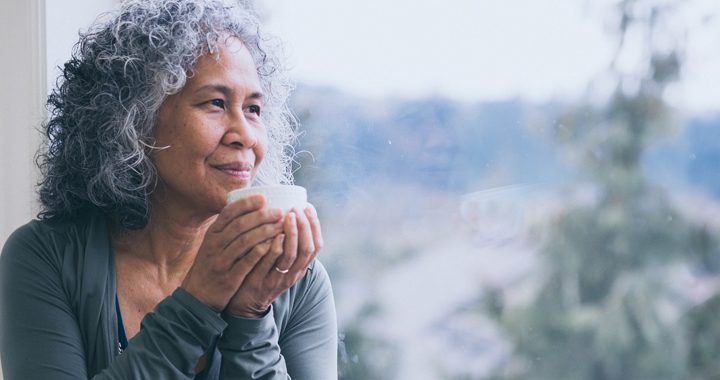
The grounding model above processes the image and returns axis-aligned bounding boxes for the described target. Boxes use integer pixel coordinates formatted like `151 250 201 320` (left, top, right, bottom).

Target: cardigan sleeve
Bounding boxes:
218 260 338 380
97 288 228 379
0 222 227 380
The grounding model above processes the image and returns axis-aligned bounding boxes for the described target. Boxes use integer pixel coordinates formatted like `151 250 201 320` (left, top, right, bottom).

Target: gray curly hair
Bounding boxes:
37 0 297 229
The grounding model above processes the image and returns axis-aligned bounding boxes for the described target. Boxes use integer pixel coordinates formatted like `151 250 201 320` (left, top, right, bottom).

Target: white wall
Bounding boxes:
0 0 117 377
0 2 44 378
0 0 46 248
46 0 119 94
0 0 117 247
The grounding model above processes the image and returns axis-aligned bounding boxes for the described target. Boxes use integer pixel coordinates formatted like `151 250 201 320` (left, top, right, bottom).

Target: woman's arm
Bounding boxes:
218 260 338 380
103 289 228 378
278 260 338 379
0 225 226 380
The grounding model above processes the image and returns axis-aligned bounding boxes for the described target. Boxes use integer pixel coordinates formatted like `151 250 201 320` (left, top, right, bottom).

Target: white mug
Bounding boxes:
227 185 307 213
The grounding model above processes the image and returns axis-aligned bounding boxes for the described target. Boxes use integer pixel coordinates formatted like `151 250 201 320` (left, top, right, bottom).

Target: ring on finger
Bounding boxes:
274 266 290 274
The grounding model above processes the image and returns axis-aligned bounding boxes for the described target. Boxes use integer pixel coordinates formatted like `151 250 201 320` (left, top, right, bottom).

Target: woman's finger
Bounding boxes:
305 204 323 255
223 220 284 265
253 233 286 276
273 212 298 273
293 207 315 264
218 207 282 249
283 209 314 278
211 194 265 232
229 240 271 280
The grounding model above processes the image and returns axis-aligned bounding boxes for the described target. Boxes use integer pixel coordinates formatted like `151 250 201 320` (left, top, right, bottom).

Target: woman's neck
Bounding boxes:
111 204 216 285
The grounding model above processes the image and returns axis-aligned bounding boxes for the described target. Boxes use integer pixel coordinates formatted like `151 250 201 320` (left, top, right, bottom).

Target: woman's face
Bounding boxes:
151 36 267 217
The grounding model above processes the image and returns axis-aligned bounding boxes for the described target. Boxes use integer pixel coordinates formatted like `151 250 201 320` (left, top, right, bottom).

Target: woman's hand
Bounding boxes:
181 195 284 312
224 204 324 318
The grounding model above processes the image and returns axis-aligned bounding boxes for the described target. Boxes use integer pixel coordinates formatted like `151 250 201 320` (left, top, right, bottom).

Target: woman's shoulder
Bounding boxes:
293 259 333 299
305 259 332 289
1 210 109 270
276 259 334 321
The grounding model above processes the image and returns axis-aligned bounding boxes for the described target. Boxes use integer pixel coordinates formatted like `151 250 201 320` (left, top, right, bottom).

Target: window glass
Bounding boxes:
262 0 720 378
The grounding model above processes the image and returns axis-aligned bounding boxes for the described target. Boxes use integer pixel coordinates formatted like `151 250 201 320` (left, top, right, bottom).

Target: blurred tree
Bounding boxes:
337 303 399 380
487 0 720 379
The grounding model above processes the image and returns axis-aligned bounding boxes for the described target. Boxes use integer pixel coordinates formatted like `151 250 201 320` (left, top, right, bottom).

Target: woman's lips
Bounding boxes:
214 163 253 180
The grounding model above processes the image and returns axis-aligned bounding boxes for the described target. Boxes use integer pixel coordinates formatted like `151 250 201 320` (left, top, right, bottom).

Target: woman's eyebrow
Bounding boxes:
194 84 265 101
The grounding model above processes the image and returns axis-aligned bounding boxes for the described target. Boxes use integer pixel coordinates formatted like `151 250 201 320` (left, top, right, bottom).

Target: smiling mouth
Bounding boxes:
213 163 253 180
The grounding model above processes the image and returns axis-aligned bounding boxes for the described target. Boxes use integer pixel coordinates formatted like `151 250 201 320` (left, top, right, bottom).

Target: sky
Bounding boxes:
46 0 720 114
260 0 720 114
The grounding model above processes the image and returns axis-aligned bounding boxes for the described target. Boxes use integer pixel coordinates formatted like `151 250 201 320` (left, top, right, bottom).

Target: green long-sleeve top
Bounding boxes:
0 211 338 379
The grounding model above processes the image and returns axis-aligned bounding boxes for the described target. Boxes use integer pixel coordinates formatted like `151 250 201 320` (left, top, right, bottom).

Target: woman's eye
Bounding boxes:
209 99 225 108
247 105 261 116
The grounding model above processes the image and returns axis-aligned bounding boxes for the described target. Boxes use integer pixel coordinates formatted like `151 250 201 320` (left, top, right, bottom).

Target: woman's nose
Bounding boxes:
222 114 257 149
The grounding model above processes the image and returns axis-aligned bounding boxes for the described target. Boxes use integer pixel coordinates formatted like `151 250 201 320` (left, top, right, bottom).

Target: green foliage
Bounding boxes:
487 1 720 379
338 303 399 380
686 295 720 378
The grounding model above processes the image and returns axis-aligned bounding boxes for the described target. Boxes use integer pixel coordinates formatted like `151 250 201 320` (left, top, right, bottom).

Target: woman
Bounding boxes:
0 0 337 379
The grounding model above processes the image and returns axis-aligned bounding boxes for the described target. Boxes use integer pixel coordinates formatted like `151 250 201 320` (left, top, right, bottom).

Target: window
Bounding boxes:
264 0 720 378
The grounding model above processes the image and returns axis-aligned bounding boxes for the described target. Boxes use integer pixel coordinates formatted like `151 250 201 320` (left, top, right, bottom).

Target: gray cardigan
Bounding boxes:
0 211 337 379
